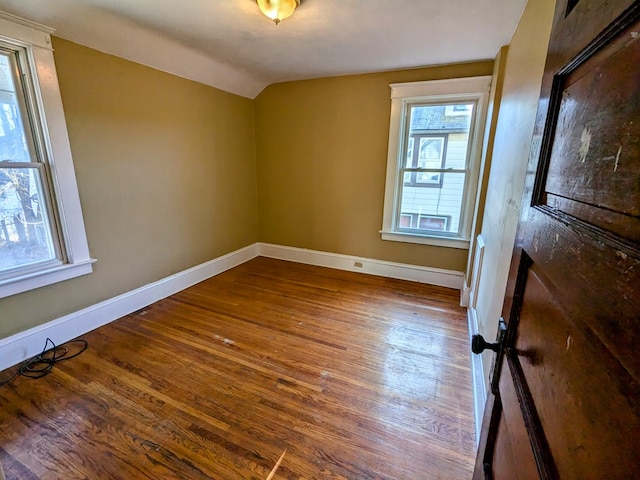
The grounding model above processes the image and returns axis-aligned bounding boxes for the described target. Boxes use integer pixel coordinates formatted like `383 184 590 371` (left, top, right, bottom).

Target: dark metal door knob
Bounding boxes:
471 334 501 354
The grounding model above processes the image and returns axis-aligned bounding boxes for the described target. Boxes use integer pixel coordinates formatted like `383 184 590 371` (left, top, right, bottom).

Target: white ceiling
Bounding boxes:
0 0 527 98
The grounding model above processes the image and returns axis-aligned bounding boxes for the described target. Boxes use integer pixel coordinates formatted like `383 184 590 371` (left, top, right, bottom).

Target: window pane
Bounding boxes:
443 130 471 170
398 172 466 235
405 137 414 168
418 215 448 231
0 167 56 271
0 52 32 163
399 214 413 228
409 103 474 131
409 103 473 170
416 171 442 184
418 137 443 169
417 137 444 184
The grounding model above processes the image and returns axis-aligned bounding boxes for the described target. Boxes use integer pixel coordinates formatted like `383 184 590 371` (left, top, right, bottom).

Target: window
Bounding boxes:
381 76 491 248
0 13 93 298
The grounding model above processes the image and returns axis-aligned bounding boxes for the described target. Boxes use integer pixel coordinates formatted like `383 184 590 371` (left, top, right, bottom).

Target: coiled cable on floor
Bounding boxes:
0 337 88 388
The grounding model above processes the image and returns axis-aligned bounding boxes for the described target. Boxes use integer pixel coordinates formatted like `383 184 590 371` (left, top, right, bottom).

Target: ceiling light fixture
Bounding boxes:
256 0 301 25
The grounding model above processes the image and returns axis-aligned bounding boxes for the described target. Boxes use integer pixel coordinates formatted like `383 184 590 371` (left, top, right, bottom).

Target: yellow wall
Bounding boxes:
254 61 493 271
474 0 556 380
464 46 509 284
0 38 258 339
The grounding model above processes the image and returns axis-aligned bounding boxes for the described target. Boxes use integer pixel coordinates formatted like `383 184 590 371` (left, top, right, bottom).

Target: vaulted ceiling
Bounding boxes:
0 0 527 98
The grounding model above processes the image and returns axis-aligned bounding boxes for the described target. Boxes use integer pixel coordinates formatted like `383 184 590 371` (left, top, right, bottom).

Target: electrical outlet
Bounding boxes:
354 261 363 268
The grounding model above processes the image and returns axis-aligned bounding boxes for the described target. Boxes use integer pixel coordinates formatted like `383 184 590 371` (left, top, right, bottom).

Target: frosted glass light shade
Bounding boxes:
256 0 301 25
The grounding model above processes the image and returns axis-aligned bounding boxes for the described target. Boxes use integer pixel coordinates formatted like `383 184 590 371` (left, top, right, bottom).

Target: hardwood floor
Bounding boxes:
0 257 476 479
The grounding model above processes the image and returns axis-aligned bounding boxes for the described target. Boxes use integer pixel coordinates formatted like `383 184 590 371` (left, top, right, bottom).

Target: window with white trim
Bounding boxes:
0 13 93 298
381 76 490 248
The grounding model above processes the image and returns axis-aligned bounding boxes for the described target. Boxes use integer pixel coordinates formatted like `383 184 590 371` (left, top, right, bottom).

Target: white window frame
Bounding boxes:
381 76 491 249
0 12 94 299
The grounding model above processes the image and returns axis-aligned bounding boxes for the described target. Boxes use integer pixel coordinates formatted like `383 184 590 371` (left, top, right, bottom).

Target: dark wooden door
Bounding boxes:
473 0 640 478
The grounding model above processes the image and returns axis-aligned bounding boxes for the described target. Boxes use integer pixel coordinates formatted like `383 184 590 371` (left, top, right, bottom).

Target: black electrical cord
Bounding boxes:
0 337 88 388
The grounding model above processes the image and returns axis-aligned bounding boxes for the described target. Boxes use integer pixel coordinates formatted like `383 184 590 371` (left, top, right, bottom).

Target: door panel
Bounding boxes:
492 408 537 480
521 208 640 380
473 0 640 478
543 14 640 240
515 265 640 478
493 371 540 480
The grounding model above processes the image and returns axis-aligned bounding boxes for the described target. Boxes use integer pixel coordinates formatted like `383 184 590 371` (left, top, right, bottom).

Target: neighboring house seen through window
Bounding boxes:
404 133 447 187
381 77 491 248
0 13 93 298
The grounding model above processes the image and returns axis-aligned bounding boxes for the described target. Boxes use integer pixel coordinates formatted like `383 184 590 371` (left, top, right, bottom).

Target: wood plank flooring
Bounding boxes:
0 257 476 479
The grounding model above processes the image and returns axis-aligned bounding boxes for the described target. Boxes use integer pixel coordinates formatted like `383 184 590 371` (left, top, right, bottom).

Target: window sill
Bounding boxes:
381 231 470 249
0 259 97 299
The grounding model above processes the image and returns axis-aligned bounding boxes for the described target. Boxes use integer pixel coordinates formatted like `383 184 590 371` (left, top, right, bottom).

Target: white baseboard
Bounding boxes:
1 242 464 372
468 305 487 446
460 279 471 307
257 243 464 289
0 243 259 372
